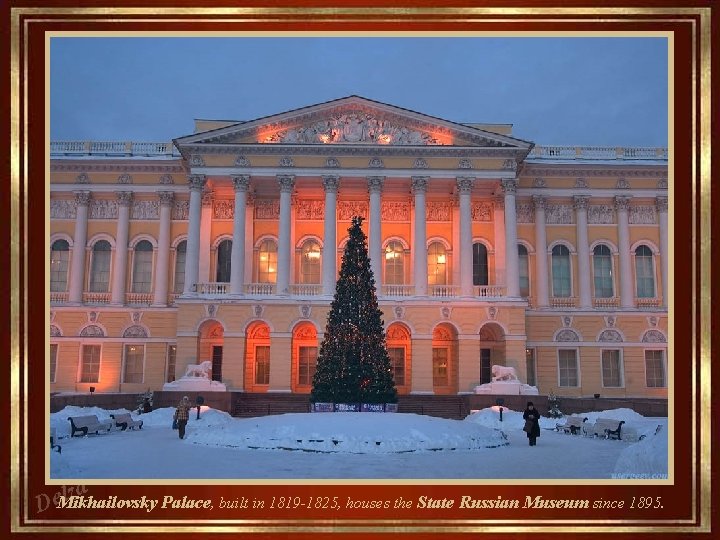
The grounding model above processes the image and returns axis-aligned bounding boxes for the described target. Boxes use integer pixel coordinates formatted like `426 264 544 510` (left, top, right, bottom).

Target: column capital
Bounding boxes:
411 176 429 194
158 191 175 206
231 174 251 192
494 195 505 210
656 196 668 213
456 176 475 193
572 195 590 211
614 195 632 211
115 191 133 207
367 176 384 194
73 190 91 206
188 174 207 191
323 175 341 193
277 174 296 193
201 190 214 207
500 178 517 194
531 194 546 210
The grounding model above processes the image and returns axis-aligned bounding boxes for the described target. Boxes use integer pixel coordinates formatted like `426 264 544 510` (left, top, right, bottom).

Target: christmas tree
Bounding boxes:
311 216 398 405
546 391 564 418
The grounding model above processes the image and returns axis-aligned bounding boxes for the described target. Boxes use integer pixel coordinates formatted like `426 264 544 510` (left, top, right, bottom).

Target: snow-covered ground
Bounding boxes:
49 405 668 480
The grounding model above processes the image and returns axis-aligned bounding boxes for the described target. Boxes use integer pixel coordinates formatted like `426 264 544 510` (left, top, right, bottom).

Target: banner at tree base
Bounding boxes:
311 402 397 413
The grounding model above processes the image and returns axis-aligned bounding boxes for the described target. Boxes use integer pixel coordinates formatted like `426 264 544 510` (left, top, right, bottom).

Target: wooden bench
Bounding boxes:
110 413 143 431
555 416 588 435
68 415 112 437
50 427 61 454
590 418 625 440
639 423 663 441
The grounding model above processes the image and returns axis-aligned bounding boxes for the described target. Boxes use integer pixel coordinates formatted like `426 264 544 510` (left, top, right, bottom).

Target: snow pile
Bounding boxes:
613 426 668 478
465 406 557 431
51 406 130 438
188 412 508 454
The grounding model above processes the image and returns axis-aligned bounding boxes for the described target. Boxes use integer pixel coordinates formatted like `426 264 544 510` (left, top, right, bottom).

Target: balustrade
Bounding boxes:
381 284 415 297
82 292 111 304
288 284 323 296
50 292 68 303
636 297 661 309
593 297 619 309
550 297 577 308
430 285 460 298
126 293 154 305
193 282 229 295
475 285 506 298
244 283 276 295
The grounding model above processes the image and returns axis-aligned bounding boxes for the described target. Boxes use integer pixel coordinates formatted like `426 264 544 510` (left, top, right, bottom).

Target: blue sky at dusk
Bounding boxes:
50 37 668 147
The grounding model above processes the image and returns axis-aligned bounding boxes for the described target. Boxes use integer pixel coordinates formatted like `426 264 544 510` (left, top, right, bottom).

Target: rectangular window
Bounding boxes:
558 349 578 387
645 350 666 387
132 251 153 293
166 344 177 383
480 348 492 384
388 347 405 386
525 348 536 387
50 250 70 292
601 350 622 387
173 249 186 293
255 345 270 385
298 346 318 386
593 257 614 298
50 343 58 383
80 345 101 383
123 345 144 384
432 348 448 386
89 251 111 292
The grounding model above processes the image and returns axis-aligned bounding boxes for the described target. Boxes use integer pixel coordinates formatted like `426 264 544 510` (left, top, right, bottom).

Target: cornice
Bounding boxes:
50 163 186 173
522 167 666 178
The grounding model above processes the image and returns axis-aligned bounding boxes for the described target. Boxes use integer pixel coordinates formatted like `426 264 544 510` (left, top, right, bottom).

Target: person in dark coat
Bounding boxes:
522 401 541 446
174 396 191 440
142 397 153 414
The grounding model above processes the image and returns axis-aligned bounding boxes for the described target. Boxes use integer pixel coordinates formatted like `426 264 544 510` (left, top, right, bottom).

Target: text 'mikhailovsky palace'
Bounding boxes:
49 96 669 399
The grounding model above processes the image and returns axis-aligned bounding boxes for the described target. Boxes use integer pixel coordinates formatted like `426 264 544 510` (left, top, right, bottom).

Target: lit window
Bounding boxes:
123 345 144 384
257 240 277 283
298 346 318 386
593 244 614 298
255 345 270 385
50 239 70 292
300 240 321 284
80 344 101 383
635 245 655 298
432 348 448 386
428 242 447 286
384 241 405 285
388 347 405 386
89 240 112 292
131 240 153 293
551 245 571 297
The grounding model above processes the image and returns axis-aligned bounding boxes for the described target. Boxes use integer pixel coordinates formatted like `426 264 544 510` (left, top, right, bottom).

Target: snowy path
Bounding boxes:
51 425 632 480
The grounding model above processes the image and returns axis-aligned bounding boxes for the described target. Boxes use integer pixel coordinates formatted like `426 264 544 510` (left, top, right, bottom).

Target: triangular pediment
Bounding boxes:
175 96 532 150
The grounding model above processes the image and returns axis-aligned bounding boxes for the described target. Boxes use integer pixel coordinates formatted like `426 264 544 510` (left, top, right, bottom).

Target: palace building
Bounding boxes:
49 96 669 399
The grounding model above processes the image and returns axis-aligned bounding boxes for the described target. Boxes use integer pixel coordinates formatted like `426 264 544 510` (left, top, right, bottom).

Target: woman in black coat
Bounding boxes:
522 401 541 446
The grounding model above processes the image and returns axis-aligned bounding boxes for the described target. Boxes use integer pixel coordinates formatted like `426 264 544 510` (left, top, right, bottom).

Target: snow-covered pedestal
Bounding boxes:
473 365 539 395
163 361 227 392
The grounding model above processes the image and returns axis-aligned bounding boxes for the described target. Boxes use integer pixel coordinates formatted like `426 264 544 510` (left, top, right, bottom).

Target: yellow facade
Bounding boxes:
49 97 669 400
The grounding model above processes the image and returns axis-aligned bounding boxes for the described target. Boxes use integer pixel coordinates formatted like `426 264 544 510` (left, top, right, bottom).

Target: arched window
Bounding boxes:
131 240 154 293
384 241 405 285
257 240 277 283
518 244 530 297
472 243 488 286
89 240 112 292
635 245 655 298
50 239 70 292
428 242 447 286
551 244 571 298
593 244 614 298
300 240 321 284
216 239 232 283
173 241 187 294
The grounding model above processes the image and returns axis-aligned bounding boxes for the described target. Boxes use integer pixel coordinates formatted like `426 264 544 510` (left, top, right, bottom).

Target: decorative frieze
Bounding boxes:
79 325 105 337
516 203 534 223
255 200 280 220
555 329 580 342
381 201 410 221
88 199 118 219
532 177 546 188
325 157 341 168
587 205 615 224
598 329 623 342
213 200 234 220
642 329 666 343
413 158 428 169
503 159 517 171
131 200 159 220
369 157 384 168
50 325 62 337
50 199 77 219
338 201 368 220
117 174 132 184
458 159 473 169
616 177 631 189
574 177 589 189
279 156 294 167
123 325 149 338
628 205 657 224
426 201 452 221
75 172 90 184
189 155 205 166
655 196 668 213
471 202 492 222
172 200 189 220
159 174 174 184
296 200 325 220
545 204 575 224
657 177 668 189
235 155 251 167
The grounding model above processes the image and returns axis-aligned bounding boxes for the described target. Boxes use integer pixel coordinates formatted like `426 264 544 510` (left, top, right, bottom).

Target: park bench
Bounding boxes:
67 415 112 437
590 418 625 440
555 416 588 435
639 423 663 441
110 413 143 431
50 427 61 453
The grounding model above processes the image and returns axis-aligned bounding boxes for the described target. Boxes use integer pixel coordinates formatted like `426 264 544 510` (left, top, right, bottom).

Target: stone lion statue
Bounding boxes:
183 360 212 379
491 365 519 382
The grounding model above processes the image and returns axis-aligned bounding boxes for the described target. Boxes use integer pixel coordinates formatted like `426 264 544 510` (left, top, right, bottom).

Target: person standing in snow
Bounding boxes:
522 401 541 446
174 396 191 440
142 397 153 413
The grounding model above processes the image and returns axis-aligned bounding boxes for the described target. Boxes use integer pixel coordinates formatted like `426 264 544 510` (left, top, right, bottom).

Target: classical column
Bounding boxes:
198 190 213 283
532 195 550 308
457 176 474 296
230 175 250 295
615 196 633 308
412 176 429 296
183 174 206 294
111 191 132 305
68 191 90 303
574 195 592 308
493 197 506 287
276 175 295 295
367 176 384 290
322 175 340 295
501 179 520 297
656 196 669 308
244 192 255 286
153 191 174 305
